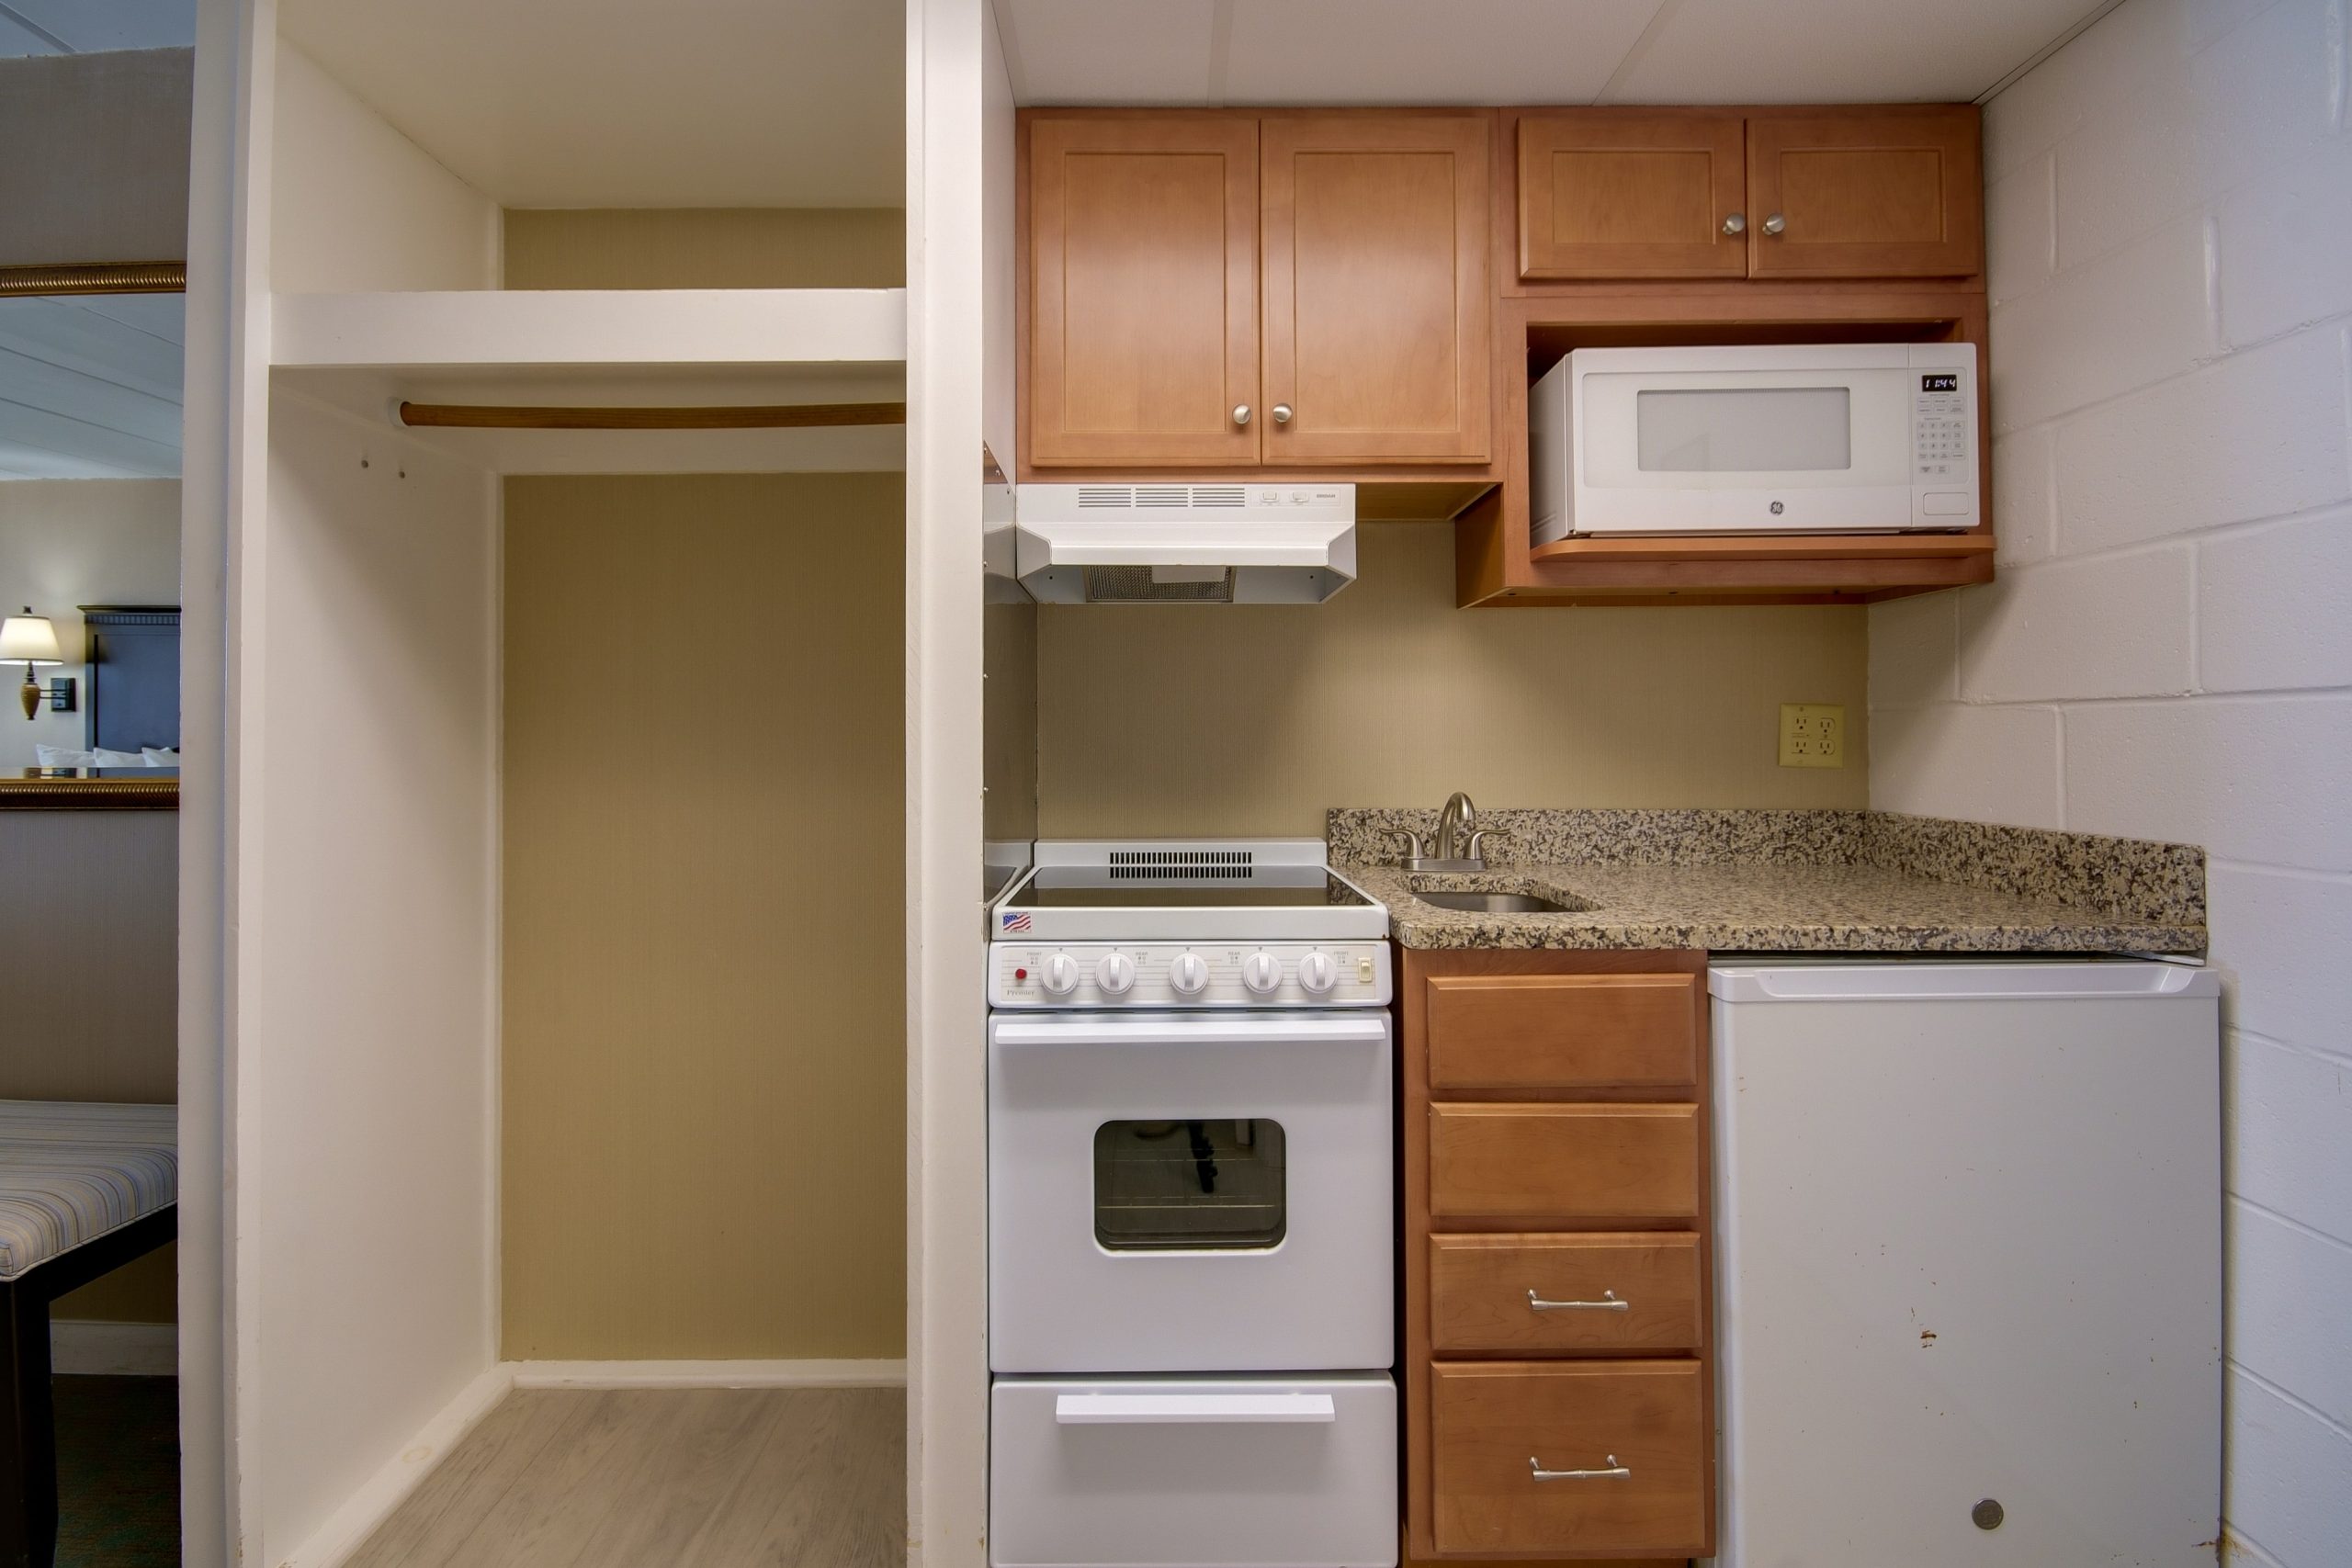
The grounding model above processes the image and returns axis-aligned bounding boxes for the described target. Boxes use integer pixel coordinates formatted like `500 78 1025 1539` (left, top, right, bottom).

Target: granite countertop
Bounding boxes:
1329 808 2206 953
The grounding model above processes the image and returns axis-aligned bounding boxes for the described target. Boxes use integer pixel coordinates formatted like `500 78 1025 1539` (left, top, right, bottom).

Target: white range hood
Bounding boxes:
1014 482 1357 604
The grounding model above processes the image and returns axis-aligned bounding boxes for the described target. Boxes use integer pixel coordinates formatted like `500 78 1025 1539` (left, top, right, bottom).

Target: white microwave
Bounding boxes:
1530 343 1980 542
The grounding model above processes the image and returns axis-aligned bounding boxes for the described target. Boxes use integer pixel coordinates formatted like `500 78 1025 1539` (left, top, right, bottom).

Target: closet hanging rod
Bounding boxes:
392 400 907 431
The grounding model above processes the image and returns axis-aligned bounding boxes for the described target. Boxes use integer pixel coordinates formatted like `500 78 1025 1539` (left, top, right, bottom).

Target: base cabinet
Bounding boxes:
1403 949 1714 1563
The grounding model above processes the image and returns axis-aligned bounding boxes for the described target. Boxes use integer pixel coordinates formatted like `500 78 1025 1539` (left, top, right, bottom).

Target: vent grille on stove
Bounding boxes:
1107 849 1257 880
1073 484 1250 511
1083 565 1236 603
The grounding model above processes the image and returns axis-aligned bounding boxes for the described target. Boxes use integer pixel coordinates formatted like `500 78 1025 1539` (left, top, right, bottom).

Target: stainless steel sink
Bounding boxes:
1413 890 1578 915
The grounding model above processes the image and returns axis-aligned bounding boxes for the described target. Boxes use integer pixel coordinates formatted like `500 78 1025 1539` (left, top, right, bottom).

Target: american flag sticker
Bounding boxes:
1001 910 1033 933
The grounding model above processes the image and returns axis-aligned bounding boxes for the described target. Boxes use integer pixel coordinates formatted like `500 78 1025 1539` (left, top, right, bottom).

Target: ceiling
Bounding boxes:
277 0 905 209
0 0 193 55
993 0 2124 107
0 294 185 480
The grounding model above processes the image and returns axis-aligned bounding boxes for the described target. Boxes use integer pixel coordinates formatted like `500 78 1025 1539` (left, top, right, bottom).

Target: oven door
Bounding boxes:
988 1010 1393 1374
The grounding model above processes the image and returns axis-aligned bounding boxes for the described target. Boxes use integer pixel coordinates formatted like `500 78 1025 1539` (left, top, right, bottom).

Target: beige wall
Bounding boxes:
501 474 906 1359
503 208 905 289
0 50 191 269
0 807 178 1323
985 600 1038 842
0 479 181 773
1037 523 1870 837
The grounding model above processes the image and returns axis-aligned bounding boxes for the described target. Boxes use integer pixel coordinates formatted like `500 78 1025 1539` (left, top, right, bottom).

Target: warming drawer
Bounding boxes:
990 1373 1397 1568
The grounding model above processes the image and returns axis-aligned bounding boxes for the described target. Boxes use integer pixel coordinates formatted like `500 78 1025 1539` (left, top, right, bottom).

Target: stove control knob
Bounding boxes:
1040 953 1080 998
1096 952 1136 997
1169 953 1210 998
1241 952 1283 996
1297 951 1339 997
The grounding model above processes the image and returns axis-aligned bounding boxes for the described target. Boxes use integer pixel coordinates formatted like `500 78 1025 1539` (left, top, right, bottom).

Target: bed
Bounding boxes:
0 1100 176 1568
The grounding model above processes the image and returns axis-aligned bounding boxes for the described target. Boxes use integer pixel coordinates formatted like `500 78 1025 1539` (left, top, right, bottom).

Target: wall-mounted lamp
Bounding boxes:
0 608 76 721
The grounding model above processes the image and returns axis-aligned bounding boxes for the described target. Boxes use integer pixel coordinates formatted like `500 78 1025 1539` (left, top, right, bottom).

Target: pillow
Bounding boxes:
91 748 149 768
141 747 180 767
35 744 98 769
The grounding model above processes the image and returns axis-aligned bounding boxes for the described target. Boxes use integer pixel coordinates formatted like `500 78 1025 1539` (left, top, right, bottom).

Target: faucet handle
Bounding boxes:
1463 829 1502 865
1385 828 1430 864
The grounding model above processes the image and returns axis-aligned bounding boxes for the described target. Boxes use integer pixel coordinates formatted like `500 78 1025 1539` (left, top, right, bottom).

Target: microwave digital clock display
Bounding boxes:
1921 374 1961 391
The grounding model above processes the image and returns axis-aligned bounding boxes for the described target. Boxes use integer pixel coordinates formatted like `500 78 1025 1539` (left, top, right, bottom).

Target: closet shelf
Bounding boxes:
269 288 908 370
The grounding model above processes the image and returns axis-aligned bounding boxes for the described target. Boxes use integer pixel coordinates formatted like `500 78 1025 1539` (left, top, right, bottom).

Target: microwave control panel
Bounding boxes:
1914 371 1971 480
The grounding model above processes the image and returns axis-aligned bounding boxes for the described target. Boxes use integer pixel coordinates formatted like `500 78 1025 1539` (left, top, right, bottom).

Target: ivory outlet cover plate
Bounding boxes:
1780 703 1846 768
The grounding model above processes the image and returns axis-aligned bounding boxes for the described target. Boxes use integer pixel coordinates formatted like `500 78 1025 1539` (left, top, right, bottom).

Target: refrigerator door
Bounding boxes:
1707 961 2221 1568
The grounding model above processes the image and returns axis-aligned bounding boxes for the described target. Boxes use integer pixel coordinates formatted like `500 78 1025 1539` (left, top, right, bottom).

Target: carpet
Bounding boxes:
54 1374 177 1568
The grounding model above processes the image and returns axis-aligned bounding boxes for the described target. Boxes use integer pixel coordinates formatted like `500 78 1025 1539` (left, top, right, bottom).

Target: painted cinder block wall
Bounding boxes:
1867 0 2352 1562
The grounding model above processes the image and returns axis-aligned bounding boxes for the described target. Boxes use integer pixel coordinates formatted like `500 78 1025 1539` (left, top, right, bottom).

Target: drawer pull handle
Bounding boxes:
1528 1288 1628 1312
1532 1454 1630 1482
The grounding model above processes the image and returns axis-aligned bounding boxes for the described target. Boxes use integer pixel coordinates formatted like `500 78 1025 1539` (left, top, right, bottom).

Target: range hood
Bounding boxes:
1014 483 1357 604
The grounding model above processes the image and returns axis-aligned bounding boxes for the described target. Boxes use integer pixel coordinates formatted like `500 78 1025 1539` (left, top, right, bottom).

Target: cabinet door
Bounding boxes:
1261 115 1492 464
1028 117 1260 467
1517 111 1747 280
1746 107 1983 278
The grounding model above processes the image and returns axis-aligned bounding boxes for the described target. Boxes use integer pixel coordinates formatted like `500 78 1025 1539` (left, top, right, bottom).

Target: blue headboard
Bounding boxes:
80 605 180 754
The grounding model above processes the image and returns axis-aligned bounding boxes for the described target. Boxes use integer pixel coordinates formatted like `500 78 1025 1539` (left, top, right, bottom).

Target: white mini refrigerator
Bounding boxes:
1707 960 2221 1568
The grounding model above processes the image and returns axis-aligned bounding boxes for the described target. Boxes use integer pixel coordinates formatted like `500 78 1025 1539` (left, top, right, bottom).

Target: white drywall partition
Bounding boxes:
1869 2 2352 1562
269 41 498 292
250 390 501 1563
181 2 251 1561
908 0 993 1561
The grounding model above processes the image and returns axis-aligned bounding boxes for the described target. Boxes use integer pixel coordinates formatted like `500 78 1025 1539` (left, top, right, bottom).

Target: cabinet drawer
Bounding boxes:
1430 1359 1709 1558
1430 1104 1698 1223
1427 973 1698 1091
1430 1234 1702 1354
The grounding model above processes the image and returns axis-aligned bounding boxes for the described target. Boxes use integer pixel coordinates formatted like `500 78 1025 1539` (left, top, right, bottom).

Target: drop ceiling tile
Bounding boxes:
1222 0 1660 106
1601 0 2105 103
1002 0 1219 105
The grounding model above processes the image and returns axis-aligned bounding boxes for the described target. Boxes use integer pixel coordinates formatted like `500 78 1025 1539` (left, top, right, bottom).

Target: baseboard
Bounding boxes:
280 1363 515 1568
511 1358 909 1390
51 1318 176 1377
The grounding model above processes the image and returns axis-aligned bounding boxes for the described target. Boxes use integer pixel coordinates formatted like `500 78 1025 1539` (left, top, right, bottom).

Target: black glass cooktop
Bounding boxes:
1004 871 1374 909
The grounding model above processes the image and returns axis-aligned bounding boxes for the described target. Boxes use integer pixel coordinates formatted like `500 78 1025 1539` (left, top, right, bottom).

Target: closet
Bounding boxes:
218 5 912 1562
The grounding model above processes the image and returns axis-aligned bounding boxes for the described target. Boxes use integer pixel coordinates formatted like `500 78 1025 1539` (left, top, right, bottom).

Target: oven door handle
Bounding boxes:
992 1016 1388 1049
1054 1393 1338 1426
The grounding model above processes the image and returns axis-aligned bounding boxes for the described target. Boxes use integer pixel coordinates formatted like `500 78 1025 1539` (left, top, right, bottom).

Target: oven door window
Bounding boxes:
1093 1119 1287 1250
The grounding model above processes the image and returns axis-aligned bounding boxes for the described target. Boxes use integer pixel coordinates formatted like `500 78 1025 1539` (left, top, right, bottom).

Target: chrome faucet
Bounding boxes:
1388 791 1494 872
1434 792 1478 863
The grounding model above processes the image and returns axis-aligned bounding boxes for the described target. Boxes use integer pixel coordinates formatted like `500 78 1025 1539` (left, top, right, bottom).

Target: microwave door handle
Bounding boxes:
1055 1393 1338 1426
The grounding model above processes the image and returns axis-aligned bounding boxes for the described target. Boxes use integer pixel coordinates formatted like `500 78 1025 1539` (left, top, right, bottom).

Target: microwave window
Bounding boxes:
1635 387 1853 472
1094 1118 1286 1251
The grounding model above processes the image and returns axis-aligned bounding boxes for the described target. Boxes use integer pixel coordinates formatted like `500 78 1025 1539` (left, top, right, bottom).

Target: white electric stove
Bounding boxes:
986 840 1399 1568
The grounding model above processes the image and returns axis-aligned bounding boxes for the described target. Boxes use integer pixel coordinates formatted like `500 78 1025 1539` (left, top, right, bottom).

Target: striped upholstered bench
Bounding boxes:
0 1100 176 1568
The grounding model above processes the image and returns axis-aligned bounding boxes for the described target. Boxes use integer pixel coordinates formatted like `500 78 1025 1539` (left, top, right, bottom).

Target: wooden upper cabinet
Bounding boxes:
1517 111 1747 280
1027 117 1260 467
1261 115 1492 464
1746 107 1984 278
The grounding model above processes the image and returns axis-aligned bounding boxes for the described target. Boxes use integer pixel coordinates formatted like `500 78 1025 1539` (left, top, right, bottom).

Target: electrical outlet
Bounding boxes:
1780 703 1846 768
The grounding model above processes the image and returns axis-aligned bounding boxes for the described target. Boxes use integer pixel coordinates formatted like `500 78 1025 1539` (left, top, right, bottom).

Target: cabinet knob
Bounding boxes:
1231 403 1251 426
1722 212 1747 235
1762 212 1787 236
1272 403 1294 425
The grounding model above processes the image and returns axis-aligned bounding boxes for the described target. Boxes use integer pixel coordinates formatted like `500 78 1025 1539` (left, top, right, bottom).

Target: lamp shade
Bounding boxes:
0 610 63 666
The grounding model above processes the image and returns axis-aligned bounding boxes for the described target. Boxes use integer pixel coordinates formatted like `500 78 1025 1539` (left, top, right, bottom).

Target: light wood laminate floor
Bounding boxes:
345 1388 904 1568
